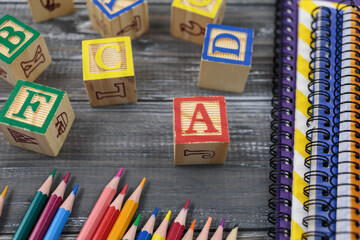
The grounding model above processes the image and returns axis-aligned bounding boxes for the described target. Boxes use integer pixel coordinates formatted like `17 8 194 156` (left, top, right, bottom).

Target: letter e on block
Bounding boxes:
0 80 75 157
82 36 137 107
171 0 226 45
198 24 254 93
87 0 149 39
0 15 52 85
173 96 229 165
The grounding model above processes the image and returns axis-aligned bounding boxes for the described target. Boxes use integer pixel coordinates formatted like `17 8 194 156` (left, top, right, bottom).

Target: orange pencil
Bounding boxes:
210 218 225 240
181 219 196 240
0 186 8 218
77 168 124 240
195 217 212 240
107 178 146 240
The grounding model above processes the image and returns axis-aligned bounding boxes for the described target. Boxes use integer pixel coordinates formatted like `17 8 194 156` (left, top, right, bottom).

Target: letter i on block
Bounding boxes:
0 80 75 157
171 0 226 45
87 0 149 39
82 36 137 107
0 15 52 85
173 96 229 165
198 24 254 93
27 0 75 22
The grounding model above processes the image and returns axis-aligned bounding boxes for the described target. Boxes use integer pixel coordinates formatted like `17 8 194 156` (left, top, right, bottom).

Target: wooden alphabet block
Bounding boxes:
173 96 229 165
198 24 254 93
27 0 75 23
171 0 226 45
82 36 137 107
87 0 149 39
0 15 52 86
0 80 75 157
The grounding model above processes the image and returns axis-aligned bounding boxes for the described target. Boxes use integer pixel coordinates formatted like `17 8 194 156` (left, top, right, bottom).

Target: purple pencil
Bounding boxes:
210 218 225 240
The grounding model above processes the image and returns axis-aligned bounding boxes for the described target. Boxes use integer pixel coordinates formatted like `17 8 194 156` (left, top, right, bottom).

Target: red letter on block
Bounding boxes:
185 103 219 133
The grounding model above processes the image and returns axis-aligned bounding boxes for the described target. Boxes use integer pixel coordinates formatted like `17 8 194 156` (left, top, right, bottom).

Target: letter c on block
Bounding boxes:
188 0 211 7
212 33 241 57
95 44 121 70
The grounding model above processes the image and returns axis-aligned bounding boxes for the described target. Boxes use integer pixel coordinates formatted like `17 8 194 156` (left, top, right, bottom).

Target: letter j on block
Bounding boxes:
198 24 254 93
173 96 229 165
0 80 75 157
0 15 52 85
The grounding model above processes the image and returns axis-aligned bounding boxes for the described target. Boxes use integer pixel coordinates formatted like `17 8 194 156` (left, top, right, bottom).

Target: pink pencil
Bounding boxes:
77 168 124 240
210 218 225 240
29 172 71 240
195 217 212 240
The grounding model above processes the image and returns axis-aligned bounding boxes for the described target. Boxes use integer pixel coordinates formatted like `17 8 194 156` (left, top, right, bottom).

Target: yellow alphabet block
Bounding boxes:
87 0 149 39
0 80 75 157
27 0 75 23
171 0 226 45
0 15 52 85
82 36 137 107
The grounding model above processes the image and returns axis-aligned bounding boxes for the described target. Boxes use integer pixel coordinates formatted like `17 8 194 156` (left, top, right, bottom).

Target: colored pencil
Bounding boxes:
225 226 238 240
78 168 124 240
43 184 79 240
152 210 172 240
92 184 129 240
29 171 71 240
209 218 225 240
166 199 190 240
0 186 8 218
12 168 56 240
107 177 146 240
181 219 196 240
136 207 159 240
122 213 141 240
195 217 212 240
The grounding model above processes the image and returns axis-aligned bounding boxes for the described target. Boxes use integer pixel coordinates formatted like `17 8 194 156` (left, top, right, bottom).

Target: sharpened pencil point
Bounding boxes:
134 213 141 226
190 219 196 230
165 210 171 221
220 218 225 227
1 186 8 198
121 184 129 194
63 172 71 184
183 199 190 210
73 184 79 195
50 168 57 178
205 217 212 227
140 178 146 188
116 168 124 178
153 207 159 217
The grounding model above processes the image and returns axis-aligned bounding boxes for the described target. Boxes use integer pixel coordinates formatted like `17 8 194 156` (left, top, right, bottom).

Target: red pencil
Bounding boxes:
92 184 129 240
28 172 71 240
166 200 190 240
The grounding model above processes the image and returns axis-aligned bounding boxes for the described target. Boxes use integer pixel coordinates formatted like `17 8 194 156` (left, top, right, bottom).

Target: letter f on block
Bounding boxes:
185 103 219 133
0 26 26 54
212 33 241 57
12 89 52 119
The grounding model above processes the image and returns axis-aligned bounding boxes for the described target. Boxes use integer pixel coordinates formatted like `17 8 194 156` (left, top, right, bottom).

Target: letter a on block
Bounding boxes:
185 103 219 133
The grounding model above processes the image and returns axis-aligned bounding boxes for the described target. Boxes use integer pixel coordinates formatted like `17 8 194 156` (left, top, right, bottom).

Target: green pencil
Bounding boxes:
12 169 56 240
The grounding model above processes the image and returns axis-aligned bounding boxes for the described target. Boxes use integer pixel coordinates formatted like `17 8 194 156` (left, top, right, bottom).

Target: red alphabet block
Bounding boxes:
173 96 229 165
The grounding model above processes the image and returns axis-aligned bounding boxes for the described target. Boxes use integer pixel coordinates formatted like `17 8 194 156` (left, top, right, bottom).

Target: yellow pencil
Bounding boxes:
0 186 8 218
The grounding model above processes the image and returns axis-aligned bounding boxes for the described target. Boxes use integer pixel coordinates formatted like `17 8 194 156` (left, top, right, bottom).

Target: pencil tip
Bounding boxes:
115 168 124 178
73 184 79 195
183 199 190 210
134 213 142 226
120 184 129 194
190 219 196 230
1 186 8 198
140 178 146 188
50 168 57 178
153 207 159 217
206 217 212 227
63 172 71 184
165 210 171 221
220 218 225 227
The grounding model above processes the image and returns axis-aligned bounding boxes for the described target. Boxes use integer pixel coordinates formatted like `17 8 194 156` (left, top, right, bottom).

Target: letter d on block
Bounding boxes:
187 0 211 7
0 26 26 54
212 33 241 57
95 44 122 70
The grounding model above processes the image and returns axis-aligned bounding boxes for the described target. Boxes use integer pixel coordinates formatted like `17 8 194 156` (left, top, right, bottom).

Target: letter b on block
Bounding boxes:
0 80 75 157
198 24 254 93
173 96 229 165
0 15 52 85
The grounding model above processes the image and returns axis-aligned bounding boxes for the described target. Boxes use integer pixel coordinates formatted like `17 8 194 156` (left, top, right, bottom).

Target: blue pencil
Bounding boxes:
43 185 79 240
136 208 159 240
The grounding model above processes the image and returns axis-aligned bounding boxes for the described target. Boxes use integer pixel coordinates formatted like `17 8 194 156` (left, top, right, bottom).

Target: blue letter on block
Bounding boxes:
212 33 241 57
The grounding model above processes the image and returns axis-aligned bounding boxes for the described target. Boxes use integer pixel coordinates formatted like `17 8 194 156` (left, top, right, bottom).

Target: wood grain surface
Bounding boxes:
0 0 275 239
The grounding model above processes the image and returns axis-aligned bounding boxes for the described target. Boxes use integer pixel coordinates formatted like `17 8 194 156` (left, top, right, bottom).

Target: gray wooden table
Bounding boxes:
0 0 275 239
